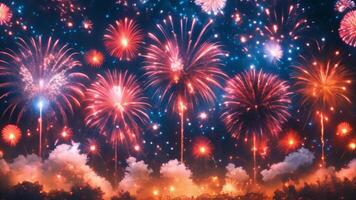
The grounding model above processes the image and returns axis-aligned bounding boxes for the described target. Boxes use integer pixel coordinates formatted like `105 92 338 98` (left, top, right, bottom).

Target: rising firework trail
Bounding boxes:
84 70 150 178
222 69 291 182
292 48 352 166
0 37 87 156
144 16 226 163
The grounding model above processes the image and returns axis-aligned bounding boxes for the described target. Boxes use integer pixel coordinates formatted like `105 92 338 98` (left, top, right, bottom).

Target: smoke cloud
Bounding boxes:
159 159 202 198
261 148 315 181
337 159 356 180
0 143 114 199
222 163 250 195
118 157 152 196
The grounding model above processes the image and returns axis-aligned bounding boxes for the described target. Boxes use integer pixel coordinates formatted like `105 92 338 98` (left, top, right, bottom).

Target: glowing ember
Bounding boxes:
337 122 352 136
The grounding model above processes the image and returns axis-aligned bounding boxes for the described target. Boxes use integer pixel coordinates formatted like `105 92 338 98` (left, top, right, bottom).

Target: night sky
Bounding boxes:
0 0 356 184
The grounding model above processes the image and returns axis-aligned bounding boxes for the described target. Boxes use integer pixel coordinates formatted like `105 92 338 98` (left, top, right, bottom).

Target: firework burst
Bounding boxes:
195 0 226 15
144 16 226 113
144 16 226 162
84 70 150 173
335 0 355 13
339 10 356 47
0 3 12 25
222 69 291 139
192 137 213 158
336 122 352 137
262 0 308 42
279 130 301 153
292 54 351 111
1 124 21 146
104 18 143 61
222 69 291 182
0 37 87 155
292 48 352 165
85 49 104 67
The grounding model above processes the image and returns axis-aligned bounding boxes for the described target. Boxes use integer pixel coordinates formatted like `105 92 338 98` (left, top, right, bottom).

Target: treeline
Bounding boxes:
0 178 356 200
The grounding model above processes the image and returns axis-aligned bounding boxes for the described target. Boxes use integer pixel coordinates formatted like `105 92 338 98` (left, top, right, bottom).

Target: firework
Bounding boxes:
60 126 73 140
0 37 87 155
264 40 283 62
335 0 355 13
85 138 100 155
279 130 301 153
262 0 308 42
85 49 104 67
144 16 226 162
192 137 213 158
0 3 12 25
336 122 352 137
339 10 356 47
104 18 143 61
222 69 291 139
293 50 351 165
222 69 291 182
1 124 21 146
84 70 150 174
348 141 356 151
82 19 93 31
195 0 226 15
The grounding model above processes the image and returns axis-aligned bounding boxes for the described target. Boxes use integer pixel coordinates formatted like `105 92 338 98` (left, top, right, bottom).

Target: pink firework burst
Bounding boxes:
0 3 12 25
0 37 88 123
195 0 226 15
84 70 150 145
335 0 355 13
84 70 150 172
144 16 226 113
104 18 143 61
339 10 356 47
222 69 292 139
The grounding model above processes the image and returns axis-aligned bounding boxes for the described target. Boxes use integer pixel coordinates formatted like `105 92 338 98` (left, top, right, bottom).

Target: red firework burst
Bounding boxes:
336 122 352 137
85 49 104 67
104 18 143 61
222 69 291 139
339 10 356 47
144 16 226 113
1 124 21 146
279 130 301 153
192 137 213 158
0 3 12 25
84 70 150 145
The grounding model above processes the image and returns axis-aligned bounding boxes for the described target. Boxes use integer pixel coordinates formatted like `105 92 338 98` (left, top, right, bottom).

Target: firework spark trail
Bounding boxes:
292 49 352 166
84 70 150 178
144 16 226 163
0 37 87 156
222 69 291 182
262 0 308 42
104 18 143 61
